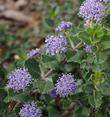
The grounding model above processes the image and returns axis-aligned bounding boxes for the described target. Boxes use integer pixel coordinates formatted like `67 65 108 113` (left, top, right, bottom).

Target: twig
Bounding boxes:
55 97 62 112
73 42 82 50
71 41 82 52
13 102 20 111
41 69 53 80
88 108 96 117
45 69 53 78
61 102 76 117
106 104 110 117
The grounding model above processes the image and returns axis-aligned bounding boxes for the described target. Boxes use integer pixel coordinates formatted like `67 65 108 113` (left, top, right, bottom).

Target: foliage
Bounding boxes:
0 0 110 117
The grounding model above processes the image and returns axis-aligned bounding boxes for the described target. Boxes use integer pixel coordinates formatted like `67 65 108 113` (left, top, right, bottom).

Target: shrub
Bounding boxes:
0 0 110 117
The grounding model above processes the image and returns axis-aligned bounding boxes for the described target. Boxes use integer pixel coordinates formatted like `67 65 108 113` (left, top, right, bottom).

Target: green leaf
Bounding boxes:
78 31 91 44
82 107 90 116
98 52 107 64
72 107 83 117
67 51 83 63
48 106 60 117
43 61 58 70
43 81 54 94
34 80 54 94
42 54 56 62
5 112 17 117
88 95 96 107
59 62 77 72
96 112 107 117
45 18 54 27
101 41 110 50
25 59 40 78
101 34 110 42
4 92 31 103
87 24 104 38
100 79 110 96
88 91 103 108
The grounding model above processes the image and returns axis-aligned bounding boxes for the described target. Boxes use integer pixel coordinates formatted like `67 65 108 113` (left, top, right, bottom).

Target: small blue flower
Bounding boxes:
27 48 42 59
55 73 77 97
8 68 32 92
19 102 41 117
84 45 92 54
55 21 73 32
45 35 67 55
49 89 57 98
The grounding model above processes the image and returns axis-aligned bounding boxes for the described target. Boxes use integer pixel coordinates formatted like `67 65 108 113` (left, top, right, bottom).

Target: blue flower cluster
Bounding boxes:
19 102 41 117
84 45 92 54
79 0 105 22
8 68 32 92
55 73 77 97
45 35 67 55
55 21 72 32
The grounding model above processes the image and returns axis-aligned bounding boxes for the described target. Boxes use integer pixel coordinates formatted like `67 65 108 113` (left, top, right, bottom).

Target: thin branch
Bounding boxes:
61 102 76 117
55 97 62 112
71 41 82 52
41 69 53 81
45 69 53 78
74 42 82 50
88 108 96 117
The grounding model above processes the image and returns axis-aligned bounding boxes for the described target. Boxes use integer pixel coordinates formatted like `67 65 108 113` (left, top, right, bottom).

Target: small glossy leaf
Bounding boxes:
25 59 40 78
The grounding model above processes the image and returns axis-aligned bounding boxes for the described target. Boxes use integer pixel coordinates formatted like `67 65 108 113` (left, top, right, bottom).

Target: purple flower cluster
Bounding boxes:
19 102 41 117
79 0 105 22
8 68 32 92
55 73 77 97
55 21 73 32
84 45 92 54
27 48 42 59
45 35 67 55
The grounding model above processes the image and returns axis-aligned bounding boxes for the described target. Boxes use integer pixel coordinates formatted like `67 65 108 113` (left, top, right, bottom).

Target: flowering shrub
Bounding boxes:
0 0 110 117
